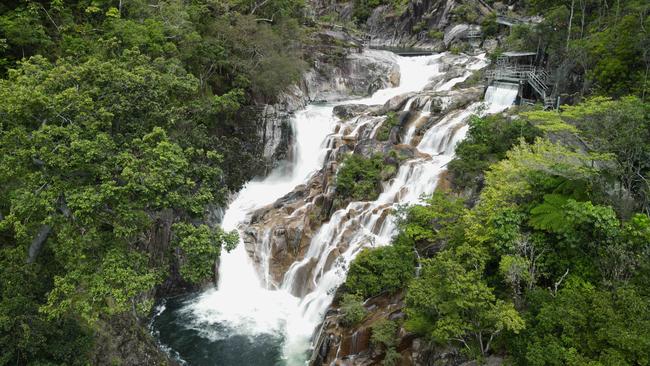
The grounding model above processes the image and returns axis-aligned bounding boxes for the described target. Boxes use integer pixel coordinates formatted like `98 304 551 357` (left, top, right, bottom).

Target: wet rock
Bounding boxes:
92 314 174 366
482 38 499 53
381 92 416 113
304 50 400 102
333 104 369 120
256 46 402 175
257 104 295 174
353 139 386 158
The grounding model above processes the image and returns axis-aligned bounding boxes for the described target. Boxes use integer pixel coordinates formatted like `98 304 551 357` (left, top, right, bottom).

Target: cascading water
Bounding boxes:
152 52 518 366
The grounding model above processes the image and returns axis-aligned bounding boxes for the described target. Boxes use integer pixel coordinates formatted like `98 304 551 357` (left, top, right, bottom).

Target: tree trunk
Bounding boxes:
566 0 575 52
27 225 52 263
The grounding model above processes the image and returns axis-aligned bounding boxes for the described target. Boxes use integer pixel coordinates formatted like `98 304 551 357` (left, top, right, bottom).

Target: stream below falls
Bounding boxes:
151 52 519 366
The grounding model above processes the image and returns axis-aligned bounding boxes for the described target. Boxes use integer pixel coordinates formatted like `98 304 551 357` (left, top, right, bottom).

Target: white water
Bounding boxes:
165 52 518 365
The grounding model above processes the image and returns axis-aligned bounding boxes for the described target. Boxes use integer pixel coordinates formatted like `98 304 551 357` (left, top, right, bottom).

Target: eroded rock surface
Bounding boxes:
256 44 401 174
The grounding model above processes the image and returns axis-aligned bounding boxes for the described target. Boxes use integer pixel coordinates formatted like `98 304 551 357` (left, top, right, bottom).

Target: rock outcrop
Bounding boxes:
309 0 497 52
302 49 401 102
255 32 401 174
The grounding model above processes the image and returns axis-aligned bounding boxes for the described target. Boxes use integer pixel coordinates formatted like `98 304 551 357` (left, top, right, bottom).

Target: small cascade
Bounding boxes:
152 51 519 366
484 82 519 112
350 330 360 355
402 96 433 145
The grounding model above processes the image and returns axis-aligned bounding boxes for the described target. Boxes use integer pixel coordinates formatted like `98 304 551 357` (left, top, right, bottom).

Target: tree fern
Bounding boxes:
529 194 571 233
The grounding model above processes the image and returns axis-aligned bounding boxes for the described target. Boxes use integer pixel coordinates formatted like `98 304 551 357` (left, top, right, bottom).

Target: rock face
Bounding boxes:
255 39 401 174
366 0 456 50
303 49 401 102
92 314 174 366
309 0 496 52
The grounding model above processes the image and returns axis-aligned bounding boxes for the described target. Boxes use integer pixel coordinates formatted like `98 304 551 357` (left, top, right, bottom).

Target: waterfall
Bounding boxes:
484 82 519 112
152 52 519 366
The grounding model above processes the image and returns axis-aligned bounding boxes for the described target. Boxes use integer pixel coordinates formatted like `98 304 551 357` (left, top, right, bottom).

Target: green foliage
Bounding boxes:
427 30 444 40
345 244 415 298
529 194 571 232
0 247 94 365
0 6 52 67
451 4 480 23
448 114 541 192
405 244 524 356
42 249 160 323
513 281 650 366
382 347 402 366
340 293 367 327
0 0 308 362
394 95 650 362
506 0 649 98
335 154 386 201
352 0 408 23
376 112 399 141
412 20 427 34
371 319 399 348
481 13 499 37
395 192 466 251
523 96 650 215
173 223 238 284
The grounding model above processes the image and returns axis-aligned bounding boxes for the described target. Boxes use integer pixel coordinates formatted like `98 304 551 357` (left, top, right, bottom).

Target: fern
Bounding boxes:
529 194 571 233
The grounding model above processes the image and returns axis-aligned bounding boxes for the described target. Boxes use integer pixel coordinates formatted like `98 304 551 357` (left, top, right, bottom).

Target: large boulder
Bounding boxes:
303 49 400 102
333 104 370 120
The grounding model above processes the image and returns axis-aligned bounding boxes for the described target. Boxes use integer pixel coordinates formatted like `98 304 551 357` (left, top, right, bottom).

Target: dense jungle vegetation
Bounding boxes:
340 0 650 364
0 0 306 363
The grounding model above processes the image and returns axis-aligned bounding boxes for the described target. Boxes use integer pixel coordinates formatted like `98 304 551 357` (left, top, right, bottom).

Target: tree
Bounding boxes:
173 223 238 284
0 50 236 362
335 154 387 201
405 245 524 357
345 244 415 298
448 114 541 193
515 280 650 366
395 192 467 253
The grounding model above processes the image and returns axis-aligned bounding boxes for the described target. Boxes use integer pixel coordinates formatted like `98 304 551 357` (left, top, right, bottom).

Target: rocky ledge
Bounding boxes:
255 34 401 174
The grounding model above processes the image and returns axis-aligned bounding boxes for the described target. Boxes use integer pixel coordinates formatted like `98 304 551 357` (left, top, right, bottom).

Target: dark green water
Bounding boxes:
151 295 286 366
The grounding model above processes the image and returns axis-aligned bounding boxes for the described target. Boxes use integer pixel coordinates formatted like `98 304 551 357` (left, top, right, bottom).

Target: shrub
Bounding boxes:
447 114 541 192
450 45 462 55
336 154 385 201
173 223 239 284
481 13 499 37
383 347 402 366
340 293 367 326
376 112 399 141
371 319 399 348
452 4 480 23
428 30 444 40
412 20 427 34
345 244 415 298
